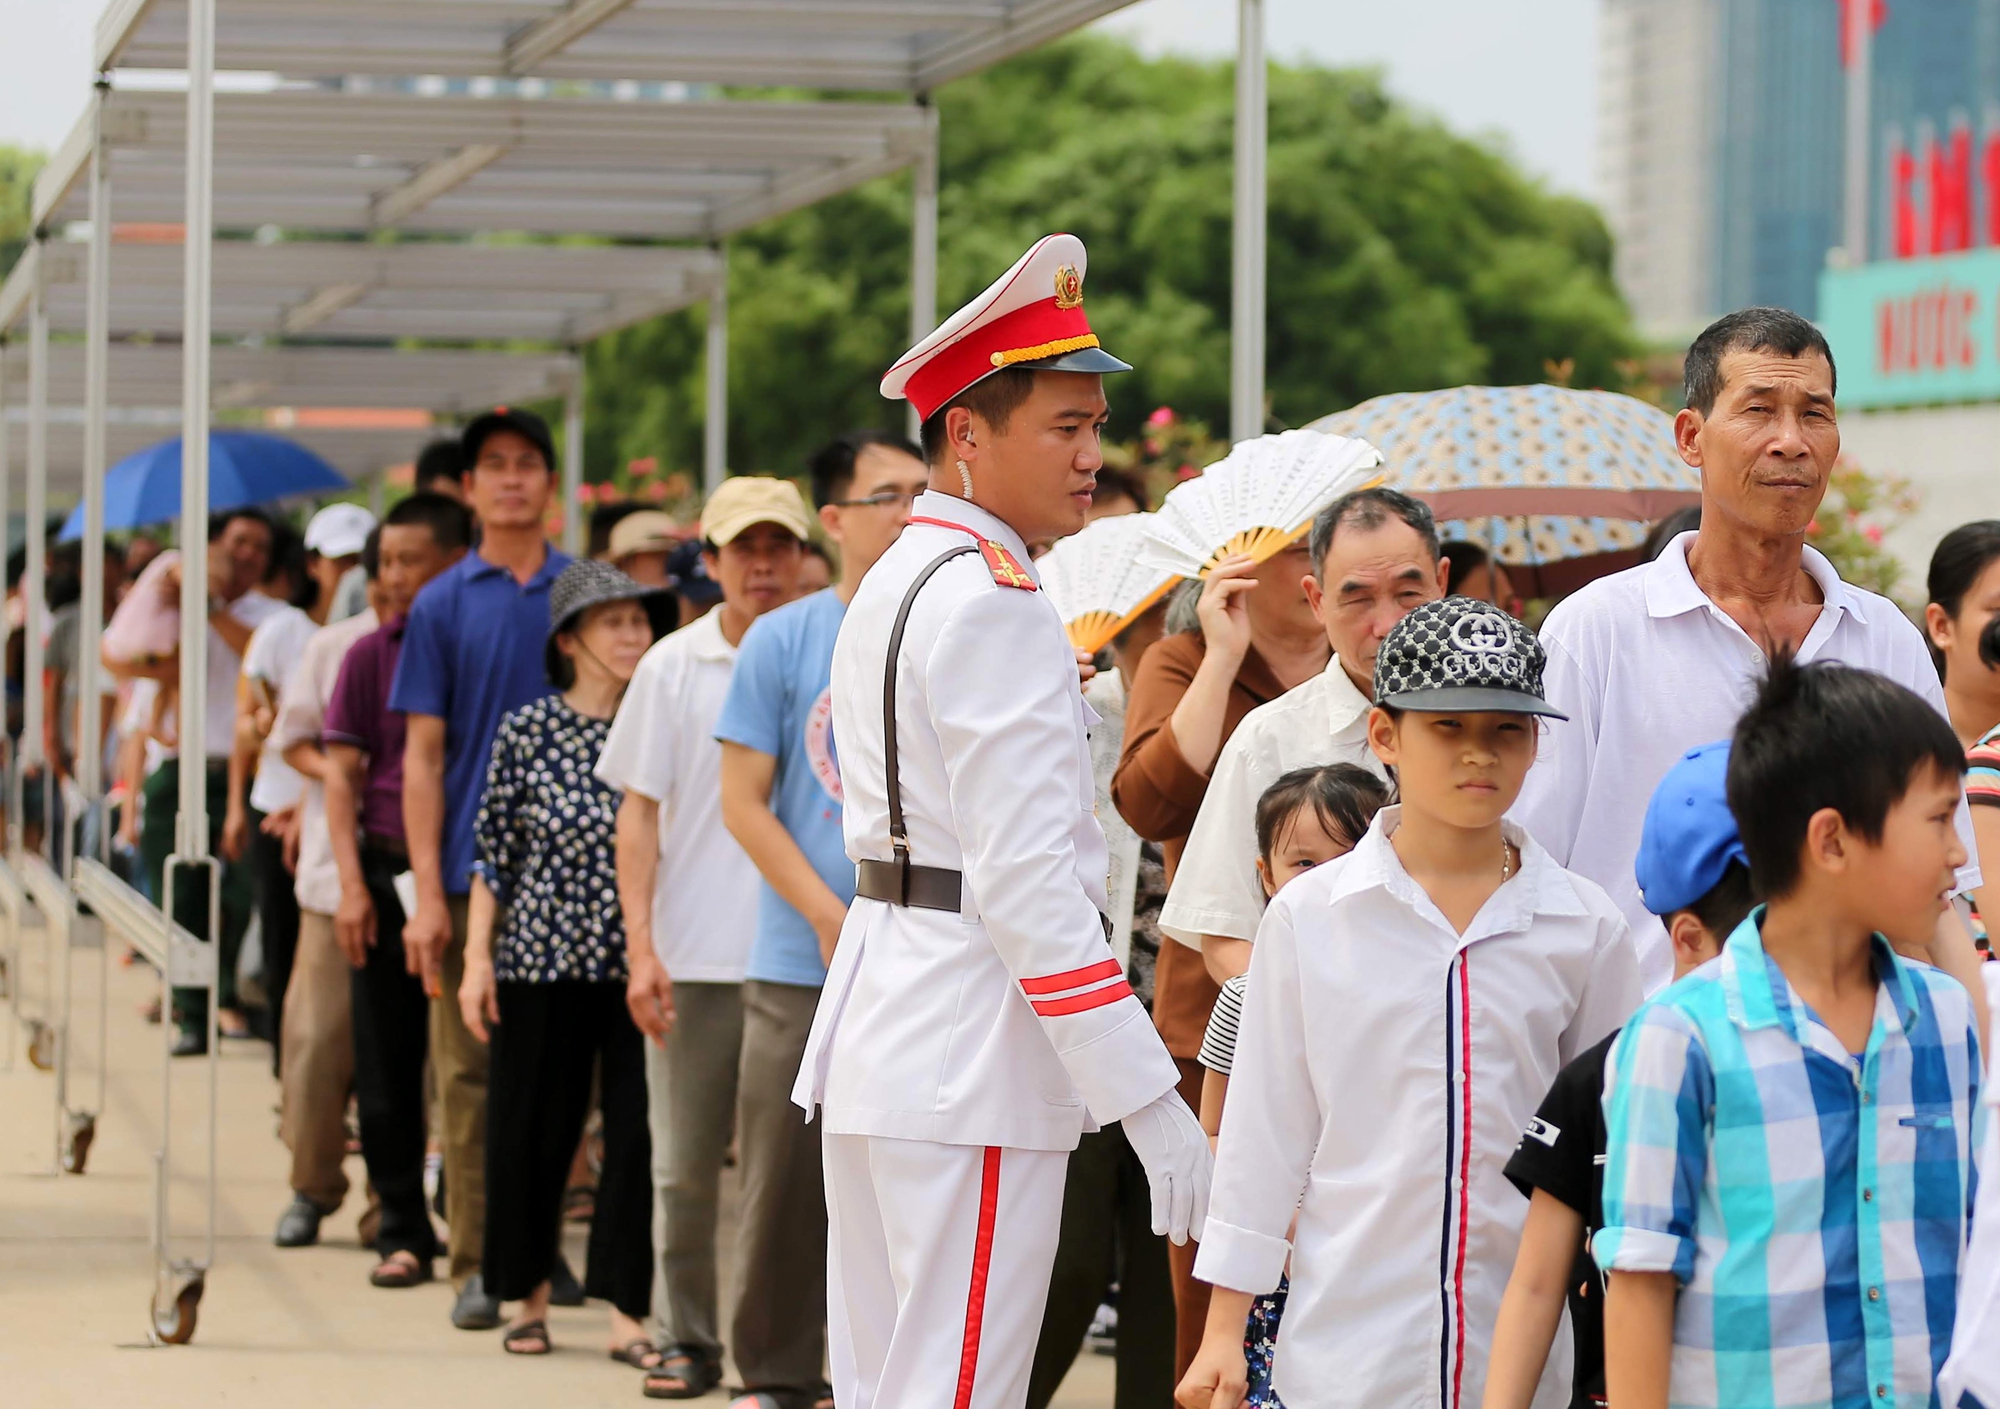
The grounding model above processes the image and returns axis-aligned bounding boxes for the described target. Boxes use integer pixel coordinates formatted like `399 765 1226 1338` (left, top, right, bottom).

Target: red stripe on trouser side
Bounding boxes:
1029 980 1134 1017
1450 956 1473 1409
953 1146 1003 1409
1019 958 1123 995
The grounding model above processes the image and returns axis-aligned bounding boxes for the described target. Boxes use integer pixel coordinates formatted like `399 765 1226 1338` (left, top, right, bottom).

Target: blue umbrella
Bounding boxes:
59 431 349 541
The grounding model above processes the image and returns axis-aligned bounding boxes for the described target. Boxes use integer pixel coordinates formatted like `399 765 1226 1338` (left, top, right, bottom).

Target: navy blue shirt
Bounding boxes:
388 544 572 894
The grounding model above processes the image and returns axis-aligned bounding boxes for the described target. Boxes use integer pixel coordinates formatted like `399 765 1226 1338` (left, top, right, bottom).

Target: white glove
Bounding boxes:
1121 1089 1213 1245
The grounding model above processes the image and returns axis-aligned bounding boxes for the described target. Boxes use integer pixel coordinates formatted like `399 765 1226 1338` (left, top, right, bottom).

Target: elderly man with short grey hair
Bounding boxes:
1514 306 1984 1003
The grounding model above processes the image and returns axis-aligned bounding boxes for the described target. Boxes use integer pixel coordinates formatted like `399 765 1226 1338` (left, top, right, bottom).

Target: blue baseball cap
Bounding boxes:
1635 741 1750 916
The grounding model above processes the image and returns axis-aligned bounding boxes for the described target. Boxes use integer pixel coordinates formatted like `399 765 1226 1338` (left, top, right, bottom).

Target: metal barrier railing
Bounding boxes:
73 856 219 1344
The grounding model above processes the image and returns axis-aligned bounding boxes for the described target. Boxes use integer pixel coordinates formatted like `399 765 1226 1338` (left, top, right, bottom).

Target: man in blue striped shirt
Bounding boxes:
1596 656 1983 1409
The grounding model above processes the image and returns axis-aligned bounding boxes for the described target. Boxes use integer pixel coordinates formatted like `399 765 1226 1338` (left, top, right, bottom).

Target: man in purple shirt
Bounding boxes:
324 492 470 1292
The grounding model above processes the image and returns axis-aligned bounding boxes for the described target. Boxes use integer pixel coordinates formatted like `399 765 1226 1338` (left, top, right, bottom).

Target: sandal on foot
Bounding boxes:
502 1319 551 1355
368 1251 433 1288
610 1339 664 1370
643 1346 722 1399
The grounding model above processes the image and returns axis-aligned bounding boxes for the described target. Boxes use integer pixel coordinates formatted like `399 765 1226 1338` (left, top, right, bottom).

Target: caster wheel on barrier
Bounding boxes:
61 1112 95 1174
153 1271 204 1345
26 1020 54 1071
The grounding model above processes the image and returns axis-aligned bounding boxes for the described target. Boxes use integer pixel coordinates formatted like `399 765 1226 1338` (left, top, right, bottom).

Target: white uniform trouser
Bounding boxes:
824 1133 1068 1409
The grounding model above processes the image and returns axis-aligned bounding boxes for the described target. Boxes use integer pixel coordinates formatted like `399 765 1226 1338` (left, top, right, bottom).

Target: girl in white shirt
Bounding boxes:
1176 598 1641 1409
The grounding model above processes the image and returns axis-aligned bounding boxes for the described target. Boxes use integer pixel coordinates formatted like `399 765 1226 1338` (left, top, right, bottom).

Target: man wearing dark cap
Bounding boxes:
389 406 572 1329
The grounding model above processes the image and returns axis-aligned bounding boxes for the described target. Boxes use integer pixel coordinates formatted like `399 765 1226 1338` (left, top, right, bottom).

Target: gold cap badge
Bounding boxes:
1053 264 1083 310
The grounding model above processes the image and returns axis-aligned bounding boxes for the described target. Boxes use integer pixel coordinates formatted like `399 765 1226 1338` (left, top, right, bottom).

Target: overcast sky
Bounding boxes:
0 0 1599 195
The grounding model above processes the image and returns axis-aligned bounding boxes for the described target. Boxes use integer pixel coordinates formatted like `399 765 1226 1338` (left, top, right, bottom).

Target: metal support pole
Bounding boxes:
179 0 216 861
25 244 49 783
562 360 584 557
703 244 728 496
1230 0 1267 444
1842 0 1873 262
80 81 111 815
908 99 939 445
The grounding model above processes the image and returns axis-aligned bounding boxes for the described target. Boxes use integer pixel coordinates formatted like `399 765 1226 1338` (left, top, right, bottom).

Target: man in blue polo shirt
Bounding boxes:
390 406 571 1330
713 429 928 1405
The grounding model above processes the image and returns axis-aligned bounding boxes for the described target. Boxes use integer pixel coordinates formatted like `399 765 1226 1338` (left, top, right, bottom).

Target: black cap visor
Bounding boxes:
1375 685 1569 721
1016 346 1132 376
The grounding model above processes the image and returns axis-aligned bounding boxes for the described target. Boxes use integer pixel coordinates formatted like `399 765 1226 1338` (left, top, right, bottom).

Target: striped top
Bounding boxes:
1595 912 1983 1409
1970 721 2000 808
1197 972 1248 1075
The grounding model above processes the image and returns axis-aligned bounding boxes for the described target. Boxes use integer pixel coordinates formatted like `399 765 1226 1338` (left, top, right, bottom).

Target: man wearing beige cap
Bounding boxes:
597 474 810 1398
605 510 685 591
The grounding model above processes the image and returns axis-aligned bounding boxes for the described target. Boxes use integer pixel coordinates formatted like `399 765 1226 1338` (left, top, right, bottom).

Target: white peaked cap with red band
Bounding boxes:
881 232 1132 423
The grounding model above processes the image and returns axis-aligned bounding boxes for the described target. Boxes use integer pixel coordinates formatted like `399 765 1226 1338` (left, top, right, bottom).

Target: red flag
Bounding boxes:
1838 0 1887 68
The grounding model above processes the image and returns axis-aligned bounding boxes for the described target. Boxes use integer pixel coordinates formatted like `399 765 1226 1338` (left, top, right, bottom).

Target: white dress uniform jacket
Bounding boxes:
793 491 1181 1152
1196 808 1642 1409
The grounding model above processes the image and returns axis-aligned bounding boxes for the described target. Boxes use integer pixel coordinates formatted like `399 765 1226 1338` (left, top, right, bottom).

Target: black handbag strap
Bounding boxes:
883 545 978 881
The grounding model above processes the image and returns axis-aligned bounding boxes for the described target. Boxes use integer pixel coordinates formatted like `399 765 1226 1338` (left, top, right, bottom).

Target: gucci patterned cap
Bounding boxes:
1372 595 1567 719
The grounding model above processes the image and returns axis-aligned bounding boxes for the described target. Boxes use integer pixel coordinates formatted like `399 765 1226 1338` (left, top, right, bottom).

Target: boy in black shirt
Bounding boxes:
1482 741 1756 1409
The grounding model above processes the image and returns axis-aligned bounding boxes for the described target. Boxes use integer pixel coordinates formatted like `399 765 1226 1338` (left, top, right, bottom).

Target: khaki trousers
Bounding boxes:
432 896 488 1288
644 981 743 1359
279 911 353 1210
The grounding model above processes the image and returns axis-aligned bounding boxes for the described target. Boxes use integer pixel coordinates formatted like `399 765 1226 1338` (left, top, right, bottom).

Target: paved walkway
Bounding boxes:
0 927 1116 1407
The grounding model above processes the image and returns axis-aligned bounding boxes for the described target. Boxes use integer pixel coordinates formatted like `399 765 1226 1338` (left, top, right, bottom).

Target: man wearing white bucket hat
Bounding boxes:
794 233 1208 1409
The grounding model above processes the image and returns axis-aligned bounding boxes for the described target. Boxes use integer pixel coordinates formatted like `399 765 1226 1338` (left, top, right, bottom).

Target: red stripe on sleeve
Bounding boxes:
952 1147 1003 1409
1019 958 1124 996
1030 980 1134 1017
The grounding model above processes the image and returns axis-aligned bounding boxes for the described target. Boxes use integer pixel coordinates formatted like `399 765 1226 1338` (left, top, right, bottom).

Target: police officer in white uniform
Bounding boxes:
793 234 1210 1409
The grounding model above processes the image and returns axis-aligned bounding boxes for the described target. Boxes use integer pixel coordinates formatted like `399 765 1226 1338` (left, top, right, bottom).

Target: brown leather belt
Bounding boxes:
854 859 963 912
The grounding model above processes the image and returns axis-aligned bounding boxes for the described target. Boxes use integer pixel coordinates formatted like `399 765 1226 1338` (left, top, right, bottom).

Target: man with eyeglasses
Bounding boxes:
707 430 928 1405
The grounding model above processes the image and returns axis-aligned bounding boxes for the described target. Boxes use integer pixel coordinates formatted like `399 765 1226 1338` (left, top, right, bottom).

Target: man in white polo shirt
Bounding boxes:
1515 306 1983 994
1159 487 1447 980
595 474 810 1399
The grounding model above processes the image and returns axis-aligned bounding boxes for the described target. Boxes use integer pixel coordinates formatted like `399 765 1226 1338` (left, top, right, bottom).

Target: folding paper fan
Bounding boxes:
1038 512 1181 654
1136 429 1385 580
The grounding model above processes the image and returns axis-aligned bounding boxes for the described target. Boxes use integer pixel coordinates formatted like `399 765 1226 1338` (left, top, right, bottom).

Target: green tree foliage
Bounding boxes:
581 35 1638 485
0 146 44 279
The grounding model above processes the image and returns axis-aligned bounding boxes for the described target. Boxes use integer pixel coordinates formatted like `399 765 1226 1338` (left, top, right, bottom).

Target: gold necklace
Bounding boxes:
1500 838 1514 882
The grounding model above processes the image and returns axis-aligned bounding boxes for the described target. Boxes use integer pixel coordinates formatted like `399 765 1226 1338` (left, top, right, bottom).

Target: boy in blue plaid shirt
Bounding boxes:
1596 656 1984 1409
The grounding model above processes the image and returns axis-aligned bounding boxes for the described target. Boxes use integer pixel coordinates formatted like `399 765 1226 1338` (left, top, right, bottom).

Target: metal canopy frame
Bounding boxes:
98 0 1139 91
0 236 722 347
32 88 936 243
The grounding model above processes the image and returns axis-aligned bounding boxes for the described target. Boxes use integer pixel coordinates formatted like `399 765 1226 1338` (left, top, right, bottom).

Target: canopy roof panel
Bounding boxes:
97 0 1136 91
0 236 719 345
32 88 931 240
18 342 576 411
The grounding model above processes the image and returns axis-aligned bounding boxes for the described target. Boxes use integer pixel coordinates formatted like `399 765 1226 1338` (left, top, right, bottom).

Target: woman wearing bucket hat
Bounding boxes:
456 559 664 1365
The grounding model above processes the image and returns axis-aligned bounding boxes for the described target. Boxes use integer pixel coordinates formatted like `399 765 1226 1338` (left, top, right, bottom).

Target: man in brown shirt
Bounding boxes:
1110 538 1332 1372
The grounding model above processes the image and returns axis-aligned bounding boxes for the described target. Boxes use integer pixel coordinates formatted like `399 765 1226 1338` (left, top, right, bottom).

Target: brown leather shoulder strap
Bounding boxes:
884 545 978 878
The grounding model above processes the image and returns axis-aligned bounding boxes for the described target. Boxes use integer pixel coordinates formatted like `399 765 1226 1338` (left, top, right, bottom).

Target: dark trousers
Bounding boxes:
142 759 252 1030
251 813 301 1072
485 979 652 1319
349 845 437 1262
1027 1125 1177 1409
732 980 828 1390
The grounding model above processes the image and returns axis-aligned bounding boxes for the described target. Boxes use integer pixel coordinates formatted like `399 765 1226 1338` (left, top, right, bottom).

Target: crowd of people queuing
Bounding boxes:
9 295 2000 1409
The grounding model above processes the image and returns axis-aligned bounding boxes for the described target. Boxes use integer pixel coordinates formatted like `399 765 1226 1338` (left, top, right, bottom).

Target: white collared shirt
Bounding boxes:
1159 656 1381 948
795 491 1179 1150
1196 808 1641 1409
270 608 380 916
1514 532 1980 992
595 609 757 982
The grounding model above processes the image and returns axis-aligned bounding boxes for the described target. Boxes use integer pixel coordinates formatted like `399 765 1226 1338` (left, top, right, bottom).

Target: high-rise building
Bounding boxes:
1598 0 2000 339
